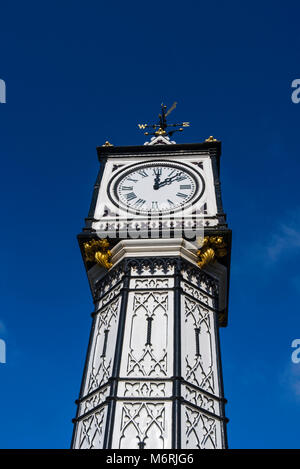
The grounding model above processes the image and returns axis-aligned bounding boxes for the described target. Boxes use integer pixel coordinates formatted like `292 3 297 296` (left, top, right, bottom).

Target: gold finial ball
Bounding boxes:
205 136 218 142
102 141 113 147
155 127 166 136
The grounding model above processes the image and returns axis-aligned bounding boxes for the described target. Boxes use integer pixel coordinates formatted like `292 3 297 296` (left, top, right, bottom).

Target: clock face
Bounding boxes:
110 162 203 214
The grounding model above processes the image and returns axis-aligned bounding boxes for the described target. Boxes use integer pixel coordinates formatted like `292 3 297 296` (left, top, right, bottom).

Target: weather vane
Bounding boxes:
138 102 190 137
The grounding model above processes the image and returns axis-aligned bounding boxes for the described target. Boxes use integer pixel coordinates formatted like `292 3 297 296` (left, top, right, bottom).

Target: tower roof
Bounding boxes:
97 139 222 173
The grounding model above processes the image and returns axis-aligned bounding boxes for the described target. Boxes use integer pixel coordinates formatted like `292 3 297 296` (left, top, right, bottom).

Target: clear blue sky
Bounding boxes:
0 0 300 449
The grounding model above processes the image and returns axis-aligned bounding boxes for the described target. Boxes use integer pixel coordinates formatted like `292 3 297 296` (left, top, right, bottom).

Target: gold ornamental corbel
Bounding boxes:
83 238 113 269
197 236 227 269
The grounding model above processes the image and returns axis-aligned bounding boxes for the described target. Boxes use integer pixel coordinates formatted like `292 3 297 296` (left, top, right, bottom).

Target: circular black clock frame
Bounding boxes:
107 159 205 216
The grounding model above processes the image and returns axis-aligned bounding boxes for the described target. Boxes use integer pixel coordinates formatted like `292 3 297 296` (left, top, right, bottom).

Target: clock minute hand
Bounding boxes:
156 173 181 189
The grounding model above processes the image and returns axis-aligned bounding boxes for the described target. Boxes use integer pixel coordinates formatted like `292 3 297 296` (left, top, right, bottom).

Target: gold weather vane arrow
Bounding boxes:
165 101 177 117
138 102 190 137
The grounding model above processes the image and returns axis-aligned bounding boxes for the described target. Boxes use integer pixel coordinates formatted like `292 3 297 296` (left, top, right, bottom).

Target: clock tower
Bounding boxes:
71 106 231 449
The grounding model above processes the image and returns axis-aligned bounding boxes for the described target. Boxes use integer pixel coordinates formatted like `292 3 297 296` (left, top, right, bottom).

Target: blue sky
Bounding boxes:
0 0 300 449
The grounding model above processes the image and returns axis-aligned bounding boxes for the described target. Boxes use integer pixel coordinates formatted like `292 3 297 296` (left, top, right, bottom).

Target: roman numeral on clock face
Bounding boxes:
125 192 137 201
176 174 188 182
168 169 176 177
153 168 162 176
180 184 191 190
152 201 159 210
176 192 188 199
133 198 146 208
121 186 133 191
137 169 148 178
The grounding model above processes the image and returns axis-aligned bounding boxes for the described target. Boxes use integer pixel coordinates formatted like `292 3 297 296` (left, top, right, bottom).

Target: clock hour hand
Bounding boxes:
153 172 161 190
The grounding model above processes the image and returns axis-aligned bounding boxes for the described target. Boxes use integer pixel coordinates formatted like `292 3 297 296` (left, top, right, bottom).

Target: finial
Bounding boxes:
205 136 218 142
102 141 114 147
138 102 190 138
155 127 166 136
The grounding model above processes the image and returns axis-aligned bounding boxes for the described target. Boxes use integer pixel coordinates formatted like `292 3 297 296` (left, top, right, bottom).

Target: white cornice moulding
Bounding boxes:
111 238 198 266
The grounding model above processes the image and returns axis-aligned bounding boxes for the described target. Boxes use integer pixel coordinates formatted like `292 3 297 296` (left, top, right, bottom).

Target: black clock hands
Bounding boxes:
153 168 162 190
153 173 161 189
153 172 183 190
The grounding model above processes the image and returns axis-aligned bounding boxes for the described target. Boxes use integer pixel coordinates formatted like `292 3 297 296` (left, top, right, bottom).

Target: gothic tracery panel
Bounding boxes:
118 381 169 398
120 274 173 378
112 401 171 449
181 294 219 396
127 291 168 376
75 408 106 449
184 405 220 449
84 294 121 394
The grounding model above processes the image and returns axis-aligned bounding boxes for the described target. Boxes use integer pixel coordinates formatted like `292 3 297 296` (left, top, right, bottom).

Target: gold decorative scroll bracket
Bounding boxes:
197 236 227 269
83 239 113 270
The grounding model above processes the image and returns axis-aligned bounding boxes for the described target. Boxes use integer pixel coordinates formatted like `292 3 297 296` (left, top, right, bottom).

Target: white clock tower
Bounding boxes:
71 105 231 449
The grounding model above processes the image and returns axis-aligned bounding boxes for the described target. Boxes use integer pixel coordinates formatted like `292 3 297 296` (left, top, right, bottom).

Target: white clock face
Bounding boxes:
110 162 202 214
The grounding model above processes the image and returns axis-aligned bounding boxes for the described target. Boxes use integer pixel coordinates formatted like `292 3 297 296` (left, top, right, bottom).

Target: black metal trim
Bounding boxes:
214 303 229 448
180 378 227 403
181 400 228 423
73 401 108 423
209 147 225 220
76 381 111 405
74 395 227 426
172 258 182 449
76 374 227 407
86 156 107 226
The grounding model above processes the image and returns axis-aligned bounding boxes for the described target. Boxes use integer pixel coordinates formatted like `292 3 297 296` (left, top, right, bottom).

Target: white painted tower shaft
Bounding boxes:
72 239 228 449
